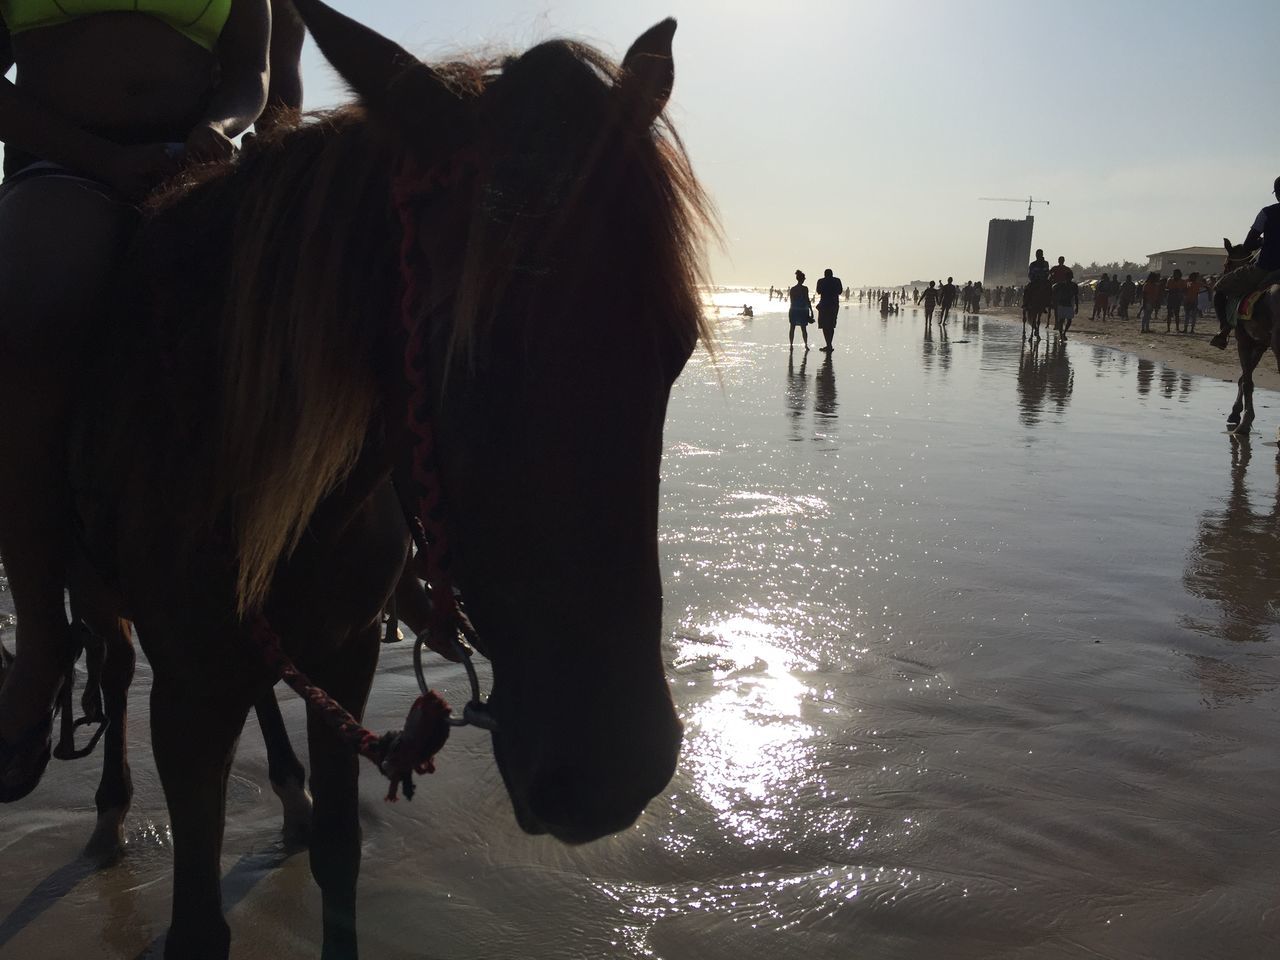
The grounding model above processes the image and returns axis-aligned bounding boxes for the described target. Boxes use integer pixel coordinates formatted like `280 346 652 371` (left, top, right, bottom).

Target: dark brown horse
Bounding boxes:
1022 279 1051 340
1215 239 1280 436
61 2 711 957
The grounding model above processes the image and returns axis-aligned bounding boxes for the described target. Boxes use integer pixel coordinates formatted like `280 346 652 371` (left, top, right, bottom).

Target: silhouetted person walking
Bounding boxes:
815 268 842 351
939 277 958 324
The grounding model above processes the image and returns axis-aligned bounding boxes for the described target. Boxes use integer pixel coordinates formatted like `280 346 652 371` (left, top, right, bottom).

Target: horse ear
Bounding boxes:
290 0 464 130
616 19 677 129
1224 237 1232 252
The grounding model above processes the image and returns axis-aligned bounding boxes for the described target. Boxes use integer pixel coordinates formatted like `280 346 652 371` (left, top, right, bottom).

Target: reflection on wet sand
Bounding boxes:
1016 337 1074 426
814 355 837 421
785 351 808 441
921 323 950 376
1183 436 1280 645
1137 357 1155 396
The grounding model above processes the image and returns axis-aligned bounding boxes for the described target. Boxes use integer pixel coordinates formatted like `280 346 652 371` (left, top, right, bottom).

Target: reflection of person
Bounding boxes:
788 269 813 350
0 1 272 800
814 267 842 352
814 352 837 418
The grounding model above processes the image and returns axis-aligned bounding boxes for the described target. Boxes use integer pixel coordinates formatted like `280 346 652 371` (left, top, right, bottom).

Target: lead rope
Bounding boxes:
244 151 483 802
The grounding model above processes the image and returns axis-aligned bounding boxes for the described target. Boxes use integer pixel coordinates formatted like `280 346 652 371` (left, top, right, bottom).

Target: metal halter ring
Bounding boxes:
413 629 498 731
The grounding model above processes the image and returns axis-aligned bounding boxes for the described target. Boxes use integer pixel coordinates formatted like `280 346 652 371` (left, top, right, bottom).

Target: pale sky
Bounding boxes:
220 1 1280 285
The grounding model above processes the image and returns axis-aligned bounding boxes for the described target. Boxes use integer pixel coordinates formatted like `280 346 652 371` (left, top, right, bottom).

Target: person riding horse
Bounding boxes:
0 0 280 800
1025 249 1051 305
1212 175 1280 349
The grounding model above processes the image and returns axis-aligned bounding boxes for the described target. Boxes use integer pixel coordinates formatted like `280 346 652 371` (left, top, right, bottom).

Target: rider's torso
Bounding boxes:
1258 203 1280 271
9 15 216 144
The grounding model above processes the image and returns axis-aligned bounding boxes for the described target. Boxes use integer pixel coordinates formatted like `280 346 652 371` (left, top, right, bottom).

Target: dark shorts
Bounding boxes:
0 161 120 202
817 303 839 328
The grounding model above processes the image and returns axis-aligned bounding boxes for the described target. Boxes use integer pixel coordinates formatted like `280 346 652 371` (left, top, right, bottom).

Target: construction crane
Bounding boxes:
979 196 1050 218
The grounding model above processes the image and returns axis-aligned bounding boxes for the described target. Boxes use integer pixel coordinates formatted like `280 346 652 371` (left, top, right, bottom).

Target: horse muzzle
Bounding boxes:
489 689 683 845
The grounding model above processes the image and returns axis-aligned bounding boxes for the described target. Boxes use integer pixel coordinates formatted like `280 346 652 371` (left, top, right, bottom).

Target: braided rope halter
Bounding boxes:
248 147 491 802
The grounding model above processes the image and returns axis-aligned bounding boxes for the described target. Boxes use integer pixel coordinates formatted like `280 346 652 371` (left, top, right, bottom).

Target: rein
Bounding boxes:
246 146 491 802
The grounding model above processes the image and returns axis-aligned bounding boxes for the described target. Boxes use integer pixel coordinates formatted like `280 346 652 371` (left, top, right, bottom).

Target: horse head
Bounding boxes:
292 1 708 844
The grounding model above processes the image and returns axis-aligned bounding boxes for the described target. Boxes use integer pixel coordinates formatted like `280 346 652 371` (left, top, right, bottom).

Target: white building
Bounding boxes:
1146 246 1227 276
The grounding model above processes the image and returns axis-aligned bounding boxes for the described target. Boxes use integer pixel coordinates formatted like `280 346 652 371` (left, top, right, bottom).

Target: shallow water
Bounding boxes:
4 294 1280 958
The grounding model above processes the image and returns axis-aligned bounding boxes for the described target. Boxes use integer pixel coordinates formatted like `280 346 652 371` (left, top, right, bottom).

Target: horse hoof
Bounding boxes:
274 779 313 851
84 809 128 866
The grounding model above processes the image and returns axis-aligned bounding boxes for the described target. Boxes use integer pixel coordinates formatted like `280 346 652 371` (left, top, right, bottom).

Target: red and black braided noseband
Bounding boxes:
389 148 482 637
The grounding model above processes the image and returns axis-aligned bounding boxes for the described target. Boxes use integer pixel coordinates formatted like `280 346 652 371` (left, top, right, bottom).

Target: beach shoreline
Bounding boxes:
976 304 1280 393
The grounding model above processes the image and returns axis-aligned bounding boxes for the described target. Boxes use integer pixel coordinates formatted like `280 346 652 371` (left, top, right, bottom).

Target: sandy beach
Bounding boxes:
979 303 1280 393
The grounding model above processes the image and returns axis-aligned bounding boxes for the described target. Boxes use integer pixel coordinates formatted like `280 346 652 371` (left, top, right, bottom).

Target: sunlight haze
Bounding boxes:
300 0 1279 286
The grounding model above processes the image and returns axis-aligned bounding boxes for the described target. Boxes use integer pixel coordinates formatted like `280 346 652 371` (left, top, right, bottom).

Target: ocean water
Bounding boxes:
2 291 1280 958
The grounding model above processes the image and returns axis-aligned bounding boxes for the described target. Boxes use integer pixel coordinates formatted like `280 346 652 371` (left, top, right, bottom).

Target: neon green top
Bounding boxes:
0 0 232 52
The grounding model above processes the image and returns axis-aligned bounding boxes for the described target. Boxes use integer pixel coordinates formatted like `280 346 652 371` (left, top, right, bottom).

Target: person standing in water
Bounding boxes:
814 267 842 352
788 269 813 350
920 280 939 326
939 277 958 324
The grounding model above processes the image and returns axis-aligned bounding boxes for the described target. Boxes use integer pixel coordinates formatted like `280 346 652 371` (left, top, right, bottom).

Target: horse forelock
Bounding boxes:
438 38 715 374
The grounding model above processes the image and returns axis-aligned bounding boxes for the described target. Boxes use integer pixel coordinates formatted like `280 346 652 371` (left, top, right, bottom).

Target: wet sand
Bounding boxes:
4 293 1280 958
980 303 1280 393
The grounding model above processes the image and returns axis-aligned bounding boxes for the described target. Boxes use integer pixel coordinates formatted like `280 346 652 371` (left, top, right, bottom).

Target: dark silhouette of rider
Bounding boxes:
1242 175 1280 272
1211 175 1280 349
1028 249 1050 283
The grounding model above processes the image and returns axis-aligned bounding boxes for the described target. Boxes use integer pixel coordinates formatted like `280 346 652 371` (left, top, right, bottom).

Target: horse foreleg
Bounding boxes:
255 690 312 850
85 618 135 865
1233 342 1266 435
1228 378 1244 427
152 673 255 960
306 624 380 960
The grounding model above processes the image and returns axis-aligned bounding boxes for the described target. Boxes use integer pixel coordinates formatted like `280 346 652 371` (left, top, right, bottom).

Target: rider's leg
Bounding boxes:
0 177 136 797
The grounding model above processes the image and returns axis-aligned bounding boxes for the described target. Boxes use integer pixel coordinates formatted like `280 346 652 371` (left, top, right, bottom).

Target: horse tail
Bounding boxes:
209 117 391 616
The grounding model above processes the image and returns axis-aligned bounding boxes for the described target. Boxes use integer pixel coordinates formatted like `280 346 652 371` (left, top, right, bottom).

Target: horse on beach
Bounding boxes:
1216 238 1280 436
32 2 711 956
1022 279 1051 340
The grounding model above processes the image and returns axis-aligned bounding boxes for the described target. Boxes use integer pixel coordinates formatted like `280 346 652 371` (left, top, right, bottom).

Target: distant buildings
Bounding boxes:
1146 246 1227 276
983 217 1035 288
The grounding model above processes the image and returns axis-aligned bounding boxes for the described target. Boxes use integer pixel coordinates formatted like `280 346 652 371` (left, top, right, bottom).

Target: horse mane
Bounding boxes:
149 109 397 615
152 39 714 617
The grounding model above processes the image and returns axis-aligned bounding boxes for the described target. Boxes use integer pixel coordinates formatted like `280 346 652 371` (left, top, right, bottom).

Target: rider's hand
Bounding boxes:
184 122 236 164
99 143 182 200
